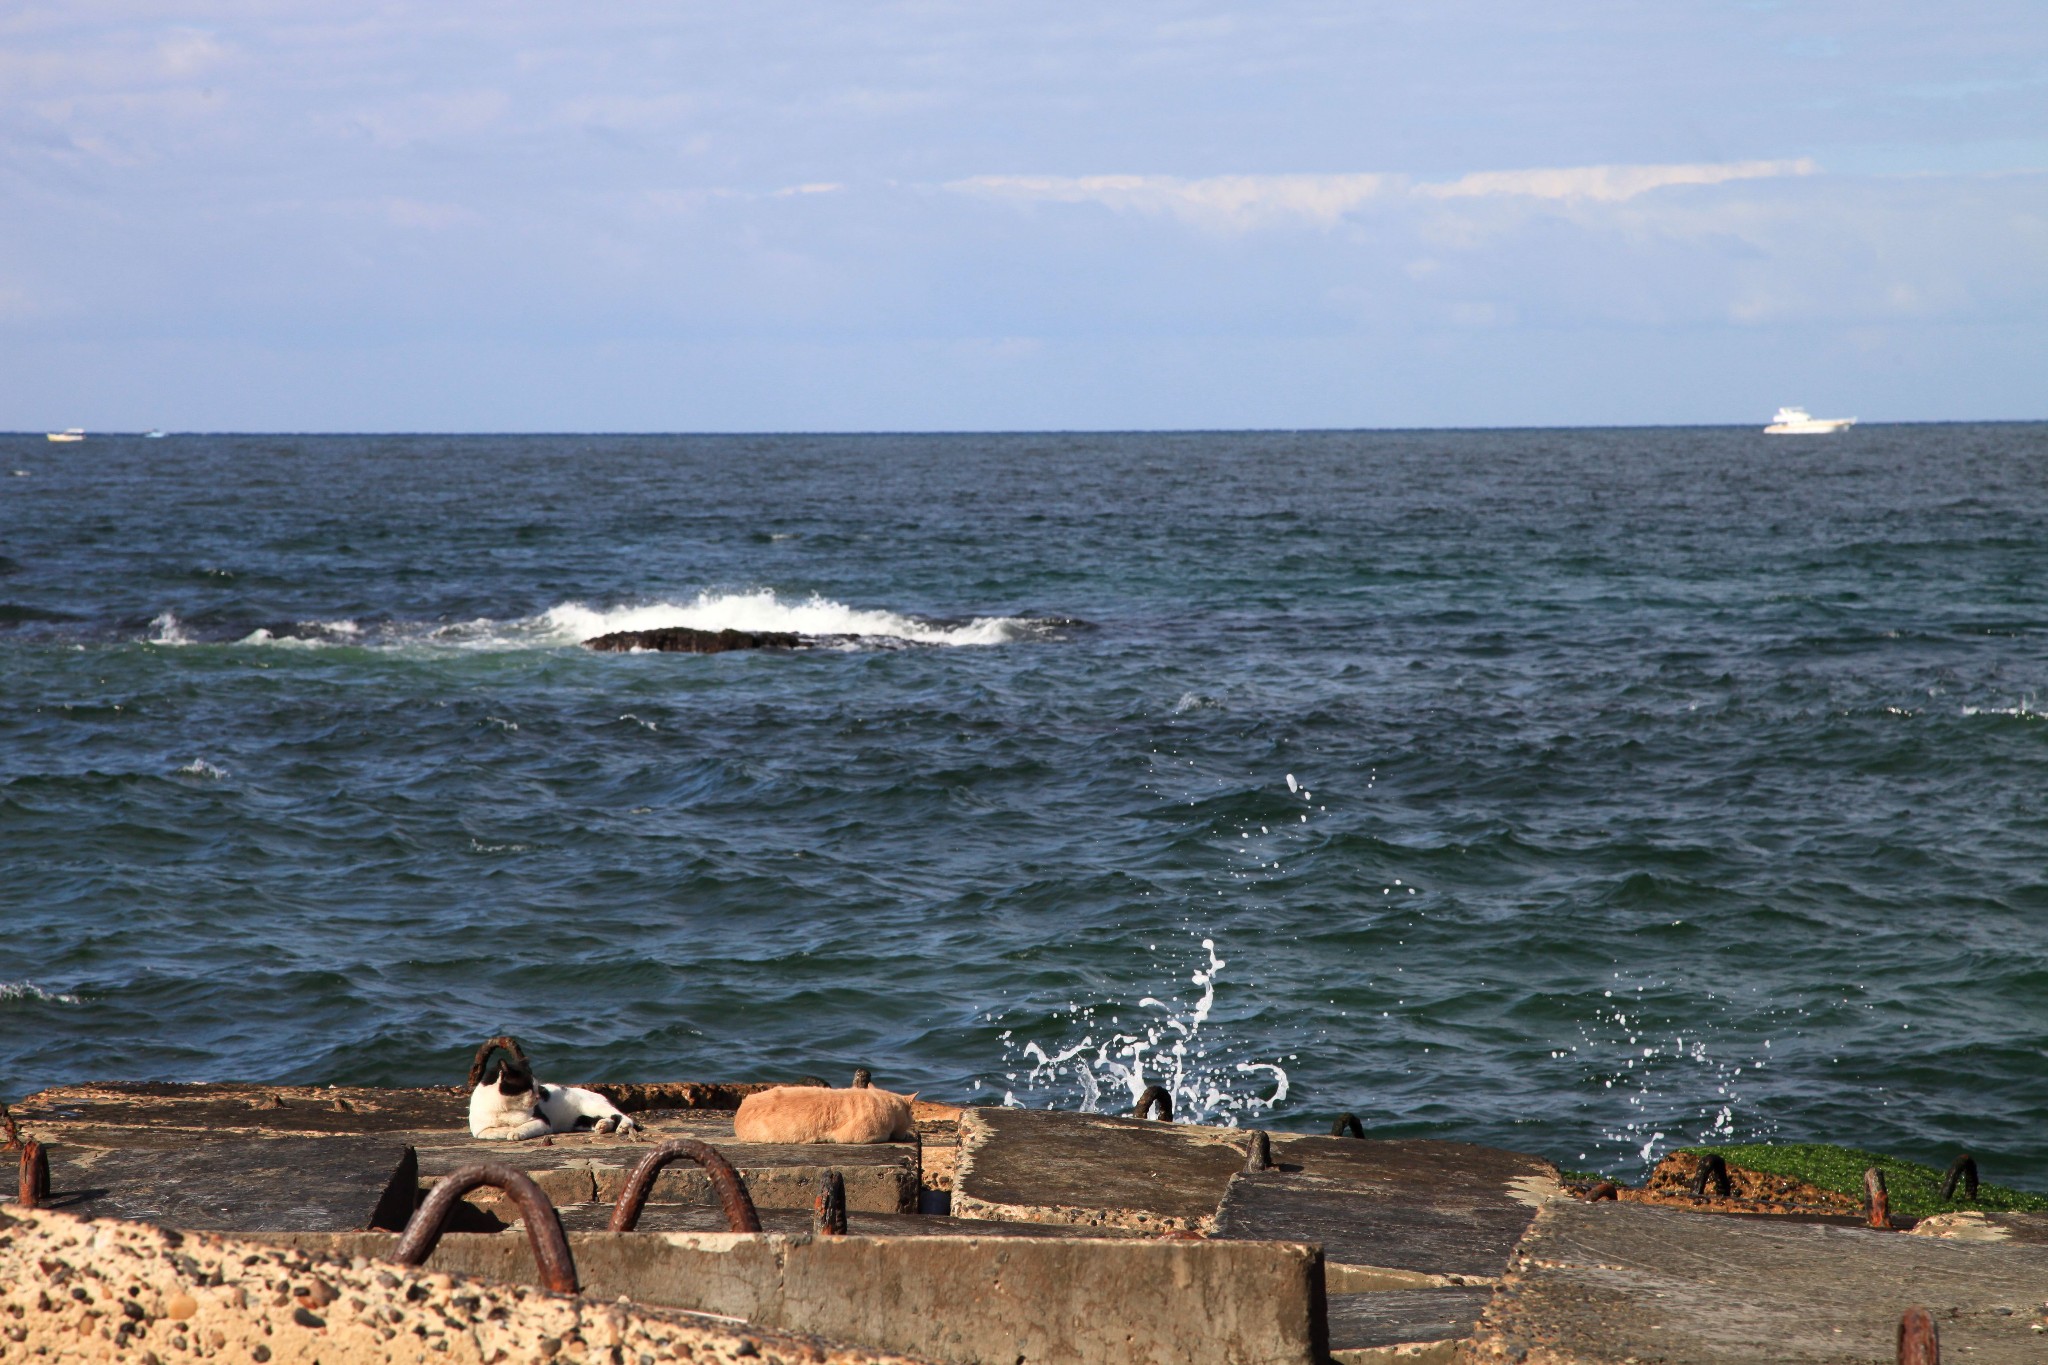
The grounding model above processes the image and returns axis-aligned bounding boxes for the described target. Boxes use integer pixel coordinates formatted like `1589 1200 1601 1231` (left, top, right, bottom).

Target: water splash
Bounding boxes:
0 982 83 1006
176 758 226 779
993 937 1290 1126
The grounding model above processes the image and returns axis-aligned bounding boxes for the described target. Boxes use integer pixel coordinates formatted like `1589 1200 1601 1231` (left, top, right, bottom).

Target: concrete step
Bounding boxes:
36 1135 419 1231
1470 1199 2048 1363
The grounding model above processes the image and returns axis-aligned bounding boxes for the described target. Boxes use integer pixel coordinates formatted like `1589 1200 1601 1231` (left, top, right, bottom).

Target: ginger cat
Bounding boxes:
733 1084 916 1143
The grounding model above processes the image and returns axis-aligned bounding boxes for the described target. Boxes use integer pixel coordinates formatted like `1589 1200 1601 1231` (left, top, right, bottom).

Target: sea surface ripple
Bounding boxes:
4 426 2047 1178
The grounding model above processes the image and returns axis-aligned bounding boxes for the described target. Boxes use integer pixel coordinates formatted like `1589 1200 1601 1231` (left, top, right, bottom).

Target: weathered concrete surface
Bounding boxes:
1214 1138 1559 1280
1465 1200 2048 1364
1911 1209 2048 1243
1326 1288 1493 1352
37 1136 419 1231
280 1229 1328 1365
551 1201 1149 1238
0 1205 923 1365
950 1106 1253 1231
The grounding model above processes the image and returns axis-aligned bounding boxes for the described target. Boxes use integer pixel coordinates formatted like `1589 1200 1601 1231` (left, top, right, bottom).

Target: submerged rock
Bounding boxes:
584 626 804 653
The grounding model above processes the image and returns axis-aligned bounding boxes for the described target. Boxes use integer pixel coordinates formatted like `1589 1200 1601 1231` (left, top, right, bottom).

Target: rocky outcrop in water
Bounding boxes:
584 626 804 653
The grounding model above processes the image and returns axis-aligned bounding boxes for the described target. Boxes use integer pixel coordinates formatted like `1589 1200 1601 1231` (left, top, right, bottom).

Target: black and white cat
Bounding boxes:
468 1053 641 1140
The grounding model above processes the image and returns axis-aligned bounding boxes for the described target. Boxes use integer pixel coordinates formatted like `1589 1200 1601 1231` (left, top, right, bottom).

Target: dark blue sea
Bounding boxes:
5 426 2047 1180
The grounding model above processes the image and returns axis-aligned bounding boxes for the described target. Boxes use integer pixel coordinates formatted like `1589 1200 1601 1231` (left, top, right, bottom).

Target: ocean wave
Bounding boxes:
0 981 83 1005
532 590 1044 647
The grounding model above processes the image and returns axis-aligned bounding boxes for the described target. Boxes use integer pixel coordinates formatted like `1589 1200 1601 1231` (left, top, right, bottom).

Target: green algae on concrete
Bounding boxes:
1682 1143 2048 1220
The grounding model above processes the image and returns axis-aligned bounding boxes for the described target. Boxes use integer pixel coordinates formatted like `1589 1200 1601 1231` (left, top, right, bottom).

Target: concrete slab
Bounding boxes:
1 1205 920 1365
276 1229 1328 1365
34 1135 419 1231
950 1106 1251 1231
1326 1288 1492 1351
551 1202 1149 1238
1912 1209 2048 1244
1214 1138 1559 1280
1467 1199 2048 1364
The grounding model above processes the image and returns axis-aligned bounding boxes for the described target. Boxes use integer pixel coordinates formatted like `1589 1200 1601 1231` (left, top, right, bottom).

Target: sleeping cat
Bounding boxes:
732 1084 916 1143
467 1054 641 1140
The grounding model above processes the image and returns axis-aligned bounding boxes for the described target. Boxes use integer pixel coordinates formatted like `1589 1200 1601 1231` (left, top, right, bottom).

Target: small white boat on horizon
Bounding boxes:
46 428 85 443
142 429 166 439
1765 406 1855 435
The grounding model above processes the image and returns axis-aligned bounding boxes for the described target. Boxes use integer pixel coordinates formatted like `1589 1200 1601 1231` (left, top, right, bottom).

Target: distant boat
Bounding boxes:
1764 406 1855 435
142 429 166 439
46 428 85 443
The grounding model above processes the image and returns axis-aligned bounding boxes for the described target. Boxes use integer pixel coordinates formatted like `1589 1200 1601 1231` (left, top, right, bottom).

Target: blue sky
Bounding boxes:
3 2 2043 430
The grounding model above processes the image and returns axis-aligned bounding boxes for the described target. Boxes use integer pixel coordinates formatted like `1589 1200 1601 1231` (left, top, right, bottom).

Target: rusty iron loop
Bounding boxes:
1691 1152 1732 1200
1329 1113 1365 1139
814 1171 848 1236
1584 1181 1619 1202
610 1139 762 1234
1133 1086 1173 1122
0 1099 20 1152
1897 1306 1939 1365
393 1164 576 1294
1940 1154 1978 1203
1865 1167 1891 1230
17 1140 49 1209
851 1068 872 1089
465 1035 530 1089
1244 1130 1275 1172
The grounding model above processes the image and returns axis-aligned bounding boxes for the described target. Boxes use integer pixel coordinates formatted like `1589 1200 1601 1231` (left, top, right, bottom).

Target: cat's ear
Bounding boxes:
906 1092 920 1104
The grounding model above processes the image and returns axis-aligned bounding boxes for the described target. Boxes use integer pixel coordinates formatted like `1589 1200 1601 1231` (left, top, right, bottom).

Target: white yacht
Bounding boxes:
46 428 85 443
1765 406 1855 435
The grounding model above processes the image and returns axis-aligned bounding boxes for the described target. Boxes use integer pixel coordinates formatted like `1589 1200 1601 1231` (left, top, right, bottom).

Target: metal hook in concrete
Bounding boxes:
1940 1154 1978 1202
1865 1167 1892 1230
1244 1131 1275 1172
0 1099 20 1152
393 1164 576 1294
851 1068 872 1089
1329 1114 1365 1139
17 1140 49 1209
814 1171 848 1236
1691 1152 1731 1199
1584 1181 1619 1202
610 1139 762 1233
1133 1086 1173 1122
465 1035 530 1089
1897 1306 1939 1364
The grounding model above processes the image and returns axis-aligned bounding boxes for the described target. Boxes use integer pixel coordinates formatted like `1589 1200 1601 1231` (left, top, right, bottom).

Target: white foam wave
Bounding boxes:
147 611 191 644
535 590 1035 647
1962 700 2041 719
177 758 226 779
0 981 83 1005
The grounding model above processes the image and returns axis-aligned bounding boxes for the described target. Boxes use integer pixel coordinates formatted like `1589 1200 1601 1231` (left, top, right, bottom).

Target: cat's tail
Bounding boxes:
466 1035 530 1089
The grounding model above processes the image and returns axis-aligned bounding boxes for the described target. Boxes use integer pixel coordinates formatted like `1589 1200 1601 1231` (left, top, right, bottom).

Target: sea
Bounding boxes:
4 425 2046 1181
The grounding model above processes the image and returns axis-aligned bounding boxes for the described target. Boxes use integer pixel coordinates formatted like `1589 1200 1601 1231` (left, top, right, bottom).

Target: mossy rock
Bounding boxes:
1680 1143 2048 1221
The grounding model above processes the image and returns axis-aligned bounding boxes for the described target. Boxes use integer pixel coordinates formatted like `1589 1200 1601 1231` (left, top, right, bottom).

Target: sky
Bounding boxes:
2 2 2044 431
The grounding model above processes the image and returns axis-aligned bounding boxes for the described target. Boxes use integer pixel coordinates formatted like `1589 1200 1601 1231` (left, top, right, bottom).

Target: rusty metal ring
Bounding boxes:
851 1068 872 1089
465 1036 530 1089
0 1099 21 1152
1329 1113 1365 1139
1133 1086 1173 1122
1691 1152 1731 1199
610 1139 762 1233
393 1164 576 1294
1897 1306 1938 1365
1243 1130 1275 1172
1865 1167 1892 1230
814 1171 848 1236
17 1140 49 1209
1940 1154 1978 1202
1584 1181 1619 1202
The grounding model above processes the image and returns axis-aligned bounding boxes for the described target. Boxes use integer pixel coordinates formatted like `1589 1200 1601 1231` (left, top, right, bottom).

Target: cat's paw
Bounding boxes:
511 1117 552 1141
615 1114 641 1136
594 1115 620 1134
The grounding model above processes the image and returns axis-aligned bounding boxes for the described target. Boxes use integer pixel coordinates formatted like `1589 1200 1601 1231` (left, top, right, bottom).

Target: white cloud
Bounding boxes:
949 160 1818 232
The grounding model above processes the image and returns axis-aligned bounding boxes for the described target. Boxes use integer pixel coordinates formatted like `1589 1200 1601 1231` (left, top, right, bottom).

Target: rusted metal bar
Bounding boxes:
814 1171 848 1236
392 1164 575 1294
610 1139 762 1233
1897 1306 1939 1364
1243 1130 1275 1172
465 1035 529 1089
851 1068 872 1089
1133 1086 1173 1122
1584 1181 1619 1202
0 1099 20 1151
1329 1113 1365 1138
1691 1152 1731 1199
17 1140 49 1209
1865 1167 1891 1230
1940 1154 1978 1202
